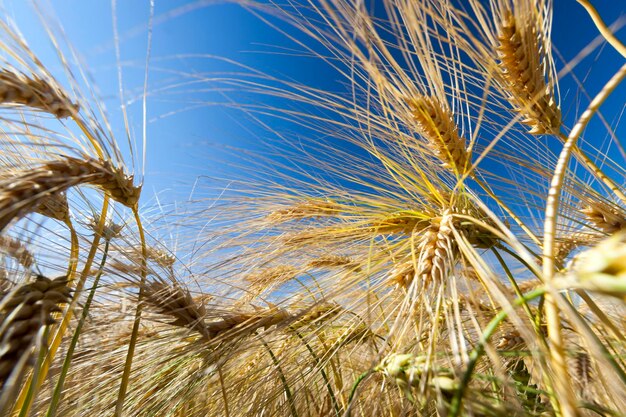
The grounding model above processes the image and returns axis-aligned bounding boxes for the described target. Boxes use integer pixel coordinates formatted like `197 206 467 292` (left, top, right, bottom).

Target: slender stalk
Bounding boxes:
342 370 372 417
217 367 230 417
12 197 110 416
449 288 546 417
115 208 147 416
45 239 111 417
65 218 79 280
292 329 341 416
261 338 298 417
542 63 626 417
576 0 626 58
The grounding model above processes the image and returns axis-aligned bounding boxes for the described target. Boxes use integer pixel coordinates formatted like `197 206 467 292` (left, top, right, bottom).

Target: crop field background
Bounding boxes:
0 1 625 416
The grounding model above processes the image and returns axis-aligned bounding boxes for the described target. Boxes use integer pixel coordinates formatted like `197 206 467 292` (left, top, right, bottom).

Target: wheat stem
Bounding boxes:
261 338 298 417
115 207 147 417
449 287 546 417
576 0 626 59
11 197 110 416
542 63 626 417
45 238 111 417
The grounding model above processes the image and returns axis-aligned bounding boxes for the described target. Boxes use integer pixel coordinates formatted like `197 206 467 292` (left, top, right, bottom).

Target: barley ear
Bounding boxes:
408 96 469 174
496 11 561 135
0 68 78 118
0 275 71 388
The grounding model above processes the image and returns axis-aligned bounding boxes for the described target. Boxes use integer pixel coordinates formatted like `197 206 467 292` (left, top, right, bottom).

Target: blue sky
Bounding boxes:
2 0 625 208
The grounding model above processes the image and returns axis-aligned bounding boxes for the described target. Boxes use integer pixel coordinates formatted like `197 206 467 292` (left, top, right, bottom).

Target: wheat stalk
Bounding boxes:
0 68 78 118
0 157 140 231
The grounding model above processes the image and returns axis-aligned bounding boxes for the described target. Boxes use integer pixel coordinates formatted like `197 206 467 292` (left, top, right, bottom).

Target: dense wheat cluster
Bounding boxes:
0 0 625 416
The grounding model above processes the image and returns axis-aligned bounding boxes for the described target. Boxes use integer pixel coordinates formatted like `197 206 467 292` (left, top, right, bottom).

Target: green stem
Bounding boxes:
343 370 372 417
292 329 340 416
260 338 298 417
115 208 147 416
449 287 546 417
45 239 111 417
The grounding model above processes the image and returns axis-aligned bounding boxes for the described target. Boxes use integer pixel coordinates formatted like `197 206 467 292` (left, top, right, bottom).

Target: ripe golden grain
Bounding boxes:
408 96 469 174
267 200 340 222
0 236 34 269
417 210 455 287
0 275 71 387
496 11 561 135
0 68 78 118
0 157 140 231
581 202 626 233
142 281 211 340
34 192 69 222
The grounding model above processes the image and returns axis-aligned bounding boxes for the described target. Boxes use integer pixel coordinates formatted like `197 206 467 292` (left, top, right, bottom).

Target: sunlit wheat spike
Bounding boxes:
0 166 81 232
307 255 357 269
204 305 292 342
370 214 427 235
43 157 141 208
0 68 78 118
581 201 626 233
266 199 340 222
87 214 124 240
417 210 455 287
496 10 561 135
34 192 69 222
560 233 626 299
408 95 469 174
290 302 341 329
0 236 33 269
0 157 138 231
245 265 297 289
554 231 599 264
0 275 71 387
142 280 211 340
141 246 175 269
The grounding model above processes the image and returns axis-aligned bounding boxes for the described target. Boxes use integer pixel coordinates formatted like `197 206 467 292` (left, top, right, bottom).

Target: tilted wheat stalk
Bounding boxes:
0 156 140 231
0 68 78 118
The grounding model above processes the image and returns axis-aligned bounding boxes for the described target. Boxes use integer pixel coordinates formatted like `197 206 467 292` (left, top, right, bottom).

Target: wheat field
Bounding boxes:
0 0 625 416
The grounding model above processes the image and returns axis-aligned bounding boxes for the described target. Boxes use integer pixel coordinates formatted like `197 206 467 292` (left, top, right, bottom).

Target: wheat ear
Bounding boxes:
0 68 78 118
581 202 626 233
497 11 561 135
307 255 357 269
417 210 455 287
34 192 70 222
408 96 469 174
142 281 211 340
0 275 71 387
267 199 340 222
0 236 34 269
143 281 293 344
0 157 140 231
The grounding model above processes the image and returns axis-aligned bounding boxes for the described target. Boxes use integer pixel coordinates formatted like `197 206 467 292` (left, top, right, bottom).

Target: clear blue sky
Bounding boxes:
3 0 625 207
